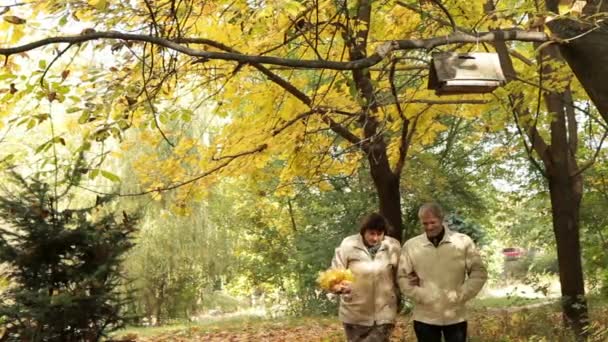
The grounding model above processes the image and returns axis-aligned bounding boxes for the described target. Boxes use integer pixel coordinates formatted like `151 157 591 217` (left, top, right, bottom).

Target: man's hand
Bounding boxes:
447 290 463 303
408 271 420 286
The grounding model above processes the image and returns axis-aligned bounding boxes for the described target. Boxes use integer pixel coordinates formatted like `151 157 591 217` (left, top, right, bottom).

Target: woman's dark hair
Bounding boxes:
359 212 389 235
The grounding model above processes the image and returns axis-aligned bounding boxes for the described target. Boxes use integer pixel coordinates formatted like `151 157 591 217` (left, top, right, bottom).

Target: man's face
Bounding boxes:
420 210 443 238
363 229 384 246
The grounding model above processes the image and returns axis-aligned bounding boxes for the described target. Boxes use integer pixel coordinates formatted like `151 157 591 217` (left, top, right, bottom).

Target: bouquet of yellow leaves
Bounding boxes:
317 268 354 291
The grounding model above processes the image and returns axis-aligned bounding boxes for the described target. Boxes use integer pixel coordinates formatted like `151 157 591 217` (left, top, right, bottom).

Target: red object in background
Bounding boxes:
502 247 524 259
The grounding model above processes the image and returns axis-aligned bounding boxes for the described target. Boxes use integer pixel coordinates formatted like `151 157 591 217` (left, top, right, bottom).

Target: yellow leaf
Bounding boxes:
88 0 108 10
317 268 355 291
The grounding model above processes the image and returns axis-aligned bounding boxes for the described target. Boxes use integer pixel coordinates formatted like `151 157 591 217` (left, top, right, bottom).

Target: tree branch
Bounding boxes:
379 98 489 106
389 59 405 120
39 44 74 86
183 38 364 151
428 0 457 32
76 144 268 197
271 108 355 136
572 130 608 177
508 97 549 177
491 26 552 168
564 88 578 152
0 30 550 70
394 105 429 176
321 116 364 148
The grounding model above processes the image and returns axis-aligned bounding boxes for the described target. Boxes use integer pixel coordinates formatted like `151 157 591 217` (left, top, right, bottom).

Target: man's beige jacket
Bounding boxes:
331 234 401 326
397 228 487 325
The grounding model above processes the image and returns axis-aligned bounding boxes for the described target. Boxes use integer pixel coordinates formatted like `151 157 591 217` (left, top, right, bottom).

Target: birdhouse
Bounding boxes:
428 52 506 95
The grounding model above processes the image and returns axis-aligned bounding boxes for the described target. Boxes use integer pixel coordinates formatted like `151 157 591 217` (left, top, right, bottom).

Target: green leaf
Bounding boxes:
78 111 91 124
39 60 47 70
59 14 68 26
34 114 50 123
79 141 92 152
180 109 193 122
0 74 16 81
0 154 14 164
101 170 120 182
117 119 130 130
27 119 37 130
34 141 50 154
158 113 168 125
54 137 66 145
55 85 70 94
89 169 100 179
66 107 82 114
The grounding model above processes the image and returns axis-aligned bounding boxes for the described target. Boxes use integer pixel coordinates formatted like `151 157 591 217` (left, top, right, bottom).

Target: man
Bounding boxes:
330 212 401 342
398 203 487 342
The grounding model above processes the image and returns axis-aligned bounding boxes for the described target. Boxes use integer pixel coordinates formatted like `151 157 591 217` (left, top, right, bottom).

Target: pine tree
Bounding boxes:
0 164 138 341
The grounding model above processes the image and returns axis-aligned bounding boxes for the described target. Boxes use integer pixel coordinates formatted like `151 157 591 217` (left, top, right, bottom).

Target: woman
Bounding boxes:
330 212 401 342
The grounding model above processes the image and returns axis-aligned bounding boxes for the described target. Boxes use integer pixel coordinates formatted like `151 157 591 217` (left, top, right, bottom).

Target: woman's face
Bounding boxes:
363 229 384 246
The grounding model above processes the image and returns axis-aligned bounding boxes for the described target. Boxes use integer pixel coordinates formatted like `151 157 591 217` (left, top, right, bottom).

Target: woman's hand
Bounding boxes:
331 280 352 294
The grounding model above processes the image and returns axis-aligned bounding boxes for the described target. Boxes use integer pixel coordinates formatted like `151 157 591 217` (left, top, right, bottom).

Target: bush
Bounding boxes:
0 171 138 341
504 251 558 279
529 253 559 275
200 291 246 313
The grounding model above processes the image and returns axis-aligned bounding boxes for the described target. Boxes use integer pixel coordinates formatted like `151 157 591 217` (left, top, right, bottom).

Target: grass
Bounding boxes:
111 296 608 341
470 295 554 309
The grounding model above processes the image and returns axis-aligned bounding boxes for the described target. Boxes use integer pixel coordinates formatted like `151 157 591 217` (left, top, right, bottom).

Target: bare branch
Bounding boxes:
183 37 364 151
389 59 405 120
39 44 73 86
76 143 268 197
564 89 578 152
0 30 550 70
370 65 427 71
572 130 608 177
286 198 298 232
144 87 175 147
397 1 471 32
321 116 363 147
428 0 457 32
508 97 549 177
394 105 429 176
394 30 551 51
379 98 489 106
510 49 534 66
0 2 30 10
272 108 355 136
492 28 551 170
211 143 268 161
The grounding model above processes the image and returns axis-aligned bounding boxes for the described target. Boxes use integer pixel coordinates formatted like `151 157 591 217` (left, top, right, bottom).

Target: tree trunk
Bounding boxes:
155 281 166 326
367 142 403 241
495 13 590 334
542 42 589 337
547 165 588 339
347 0 404 242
